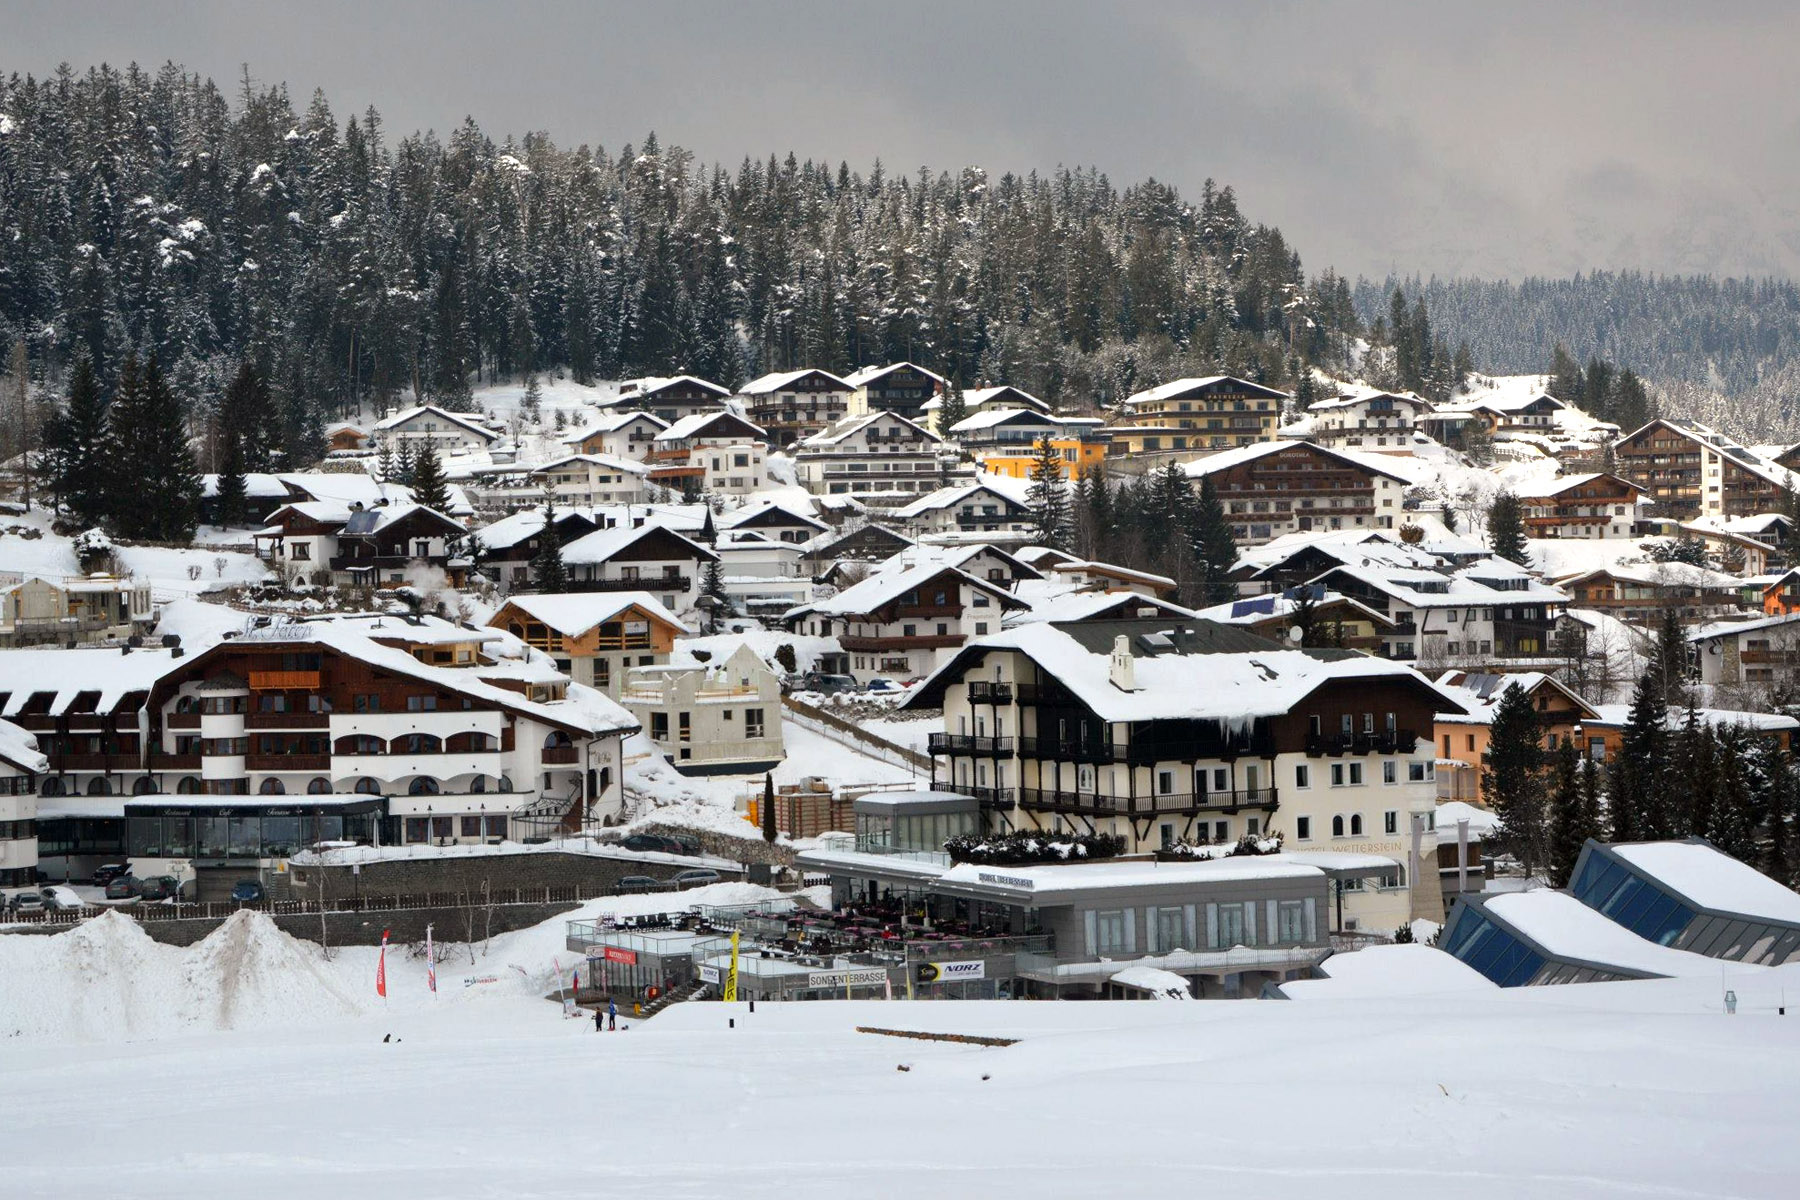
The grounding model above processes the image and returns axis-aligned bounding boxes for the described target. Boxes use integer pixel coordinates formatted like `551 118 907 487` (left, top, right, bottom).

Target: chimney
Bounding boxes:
1109 635 1137 692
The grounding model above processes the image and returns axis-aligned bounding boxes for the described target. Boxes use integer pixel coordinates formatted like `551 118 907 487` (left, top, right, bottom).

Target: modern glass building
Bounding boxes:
1439 889 1727 986
124 796 384 865
1568 838 1800 966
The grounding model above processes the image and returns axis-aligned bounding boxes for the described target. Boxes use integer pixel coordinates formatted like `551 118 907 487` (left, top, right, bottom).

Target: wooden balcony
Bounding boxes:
168 712 202 729
541 745 579 764
245 753 331 771
568 576 690 594
839 633 962 652
249 670 321 691
968 680 1014 704
247 712 331 729
928 733 1014 756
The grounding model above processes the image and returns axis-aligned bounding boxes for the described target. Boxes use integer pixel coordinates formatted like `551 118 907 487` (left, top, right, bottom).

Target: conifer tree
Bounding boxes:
43 356 112 526
1026 436 1070 548
701 557 730 633
1608 672 1669 842
1707 724 1758 862
1671 704 1713 838
761 773 778 844
105 355 201 541
409 441 451 513
1762 743 1796 885
1486 490 1528 565
1189 475 1238 605
376 440 396 482
530 500 569 593
1546 737 1587 888
218 361 275 470
936 378 967 436
214 434 249 528
1484 681 1548 879
1652 608 1692 705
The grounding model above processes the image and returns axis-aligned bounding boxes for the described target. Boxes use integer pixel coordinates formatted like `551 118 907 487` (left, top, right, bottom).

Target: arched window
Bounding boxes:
40 776 63 797
307 777 331 794
1350 814 1364 837
1331 815 1345 838
87 777 112 796
408 777 441 796
468 775 487 793
353 777 382 795
448 732 496 753
178 776 202 794
544 731 573 748
175 695 200 713
132 776 156 795
396 733 442 755
498 776 514 793
335 734 385 755
259 778 286 795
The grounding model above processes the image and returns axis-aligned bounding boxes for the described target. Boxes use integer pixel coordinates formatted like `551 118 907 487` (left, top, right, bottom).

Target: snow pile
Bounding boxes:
181 910 360 1030
1280 943 1495 999
1109 965 1194 998
0 911 178 1041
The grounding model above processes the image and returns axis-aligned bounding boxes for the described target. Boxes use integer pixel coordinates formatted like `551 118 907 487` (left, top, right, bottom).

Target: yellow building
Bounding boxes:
950 407 1107 479
1113 375 1290 454
978 436 1107 480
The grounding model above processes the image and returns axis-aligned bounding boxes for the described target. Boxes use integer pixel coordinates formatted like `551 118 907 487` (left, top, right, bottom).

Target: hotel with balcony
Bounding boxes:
785 561 1026 683
620 642 784 775
902 618 1460 931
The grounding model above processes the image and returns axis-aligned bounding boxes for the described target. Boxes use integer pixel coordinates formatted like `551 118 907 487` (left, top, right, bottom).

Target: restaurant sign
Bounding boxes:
806 968 889 989
915 960 985 984
976 871 1035 891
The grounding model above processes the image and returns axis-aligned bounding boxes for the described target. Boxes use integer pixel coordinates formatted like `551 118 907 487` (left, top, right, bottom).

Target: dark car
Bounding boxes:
671 869 721 890
802 672 858 696
104 876 142 901
93 863 131 886
615 875 661 894
619 833 699 857
138 876 180 901
7 891 46 914
230 880 265 905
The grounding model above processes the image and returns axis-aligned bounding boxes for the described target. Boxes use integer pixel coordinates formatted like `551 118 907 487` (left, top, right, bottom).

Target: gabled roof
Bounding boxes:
492 592 691 638
1180 439 1419 485
1192 590 1397 631
800 562 1024 619
1689 610 1800 644
528 453 651 477
1006 590 1197 627
738 368 852 394
1047 561 1177 590
923 385 1051 413
474 507 602 552
902 618 1463 722
1622 418 1800 493
892 482 1031 519
844 362 947 389
718 501 830 534
654 410 767 442
373 405 499 442
1124 376 1291 406
561 410 668 443
1512 472 1647 499
560 521 719 567
802 522 915 557
800 410 941 448
621 375 732 401
336 502 465 539
1556 561 1742 591
201 472 292 499
1307 389 1433 413
949 407 1102 434
1432 669 1600 725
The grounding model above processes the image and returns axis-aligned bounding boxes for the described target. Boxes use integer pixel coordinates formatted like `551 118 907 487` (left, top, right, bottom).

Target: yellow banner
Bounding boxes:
723 930 740 1002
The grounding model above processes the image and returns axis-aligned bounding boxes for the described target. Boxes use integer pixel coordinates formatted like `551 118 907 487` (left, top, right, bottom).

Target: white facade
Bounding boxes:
529 455 652 508
621 644 784 774
373 405 499 454
794 411 951 505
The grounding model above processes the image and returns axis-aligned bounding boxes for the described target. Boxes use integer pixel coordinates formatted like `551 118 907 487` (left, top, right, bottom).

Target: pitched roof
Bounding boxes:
561 410 669 442
1124 375 1290 406
843 362 947 389
492 592 691 638
949 407 1102 434
800 410 940 447
923 385 1051 413
1511 472 1646 499
474 507 600 552
528 453 651 477
1179 439 1420 484
801 561 1023 618
622 375 732 400
1007 590 1198 627
654 410 767 442
372 405 499 441
891 482 1031 518
560 521 718 567
737 368 852 394
717 501 830 533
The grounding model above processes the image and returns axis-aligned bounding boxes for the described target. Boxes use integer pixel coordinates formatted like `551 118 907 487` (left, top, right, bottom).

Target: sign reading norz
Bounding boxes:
916 960 986 984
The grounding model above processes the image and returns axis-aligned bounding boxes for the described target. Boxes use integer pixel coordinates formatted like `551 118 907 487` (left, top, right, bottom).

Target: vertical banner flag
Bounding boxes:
723 930 740 1002
425 924 437 994
377 928 389 998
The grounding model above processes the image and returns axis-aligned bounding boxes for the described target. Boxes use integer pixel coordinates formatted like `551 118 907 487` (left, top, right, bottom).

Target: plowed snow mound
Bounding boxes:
182 910 360 1030
0 911 366 1043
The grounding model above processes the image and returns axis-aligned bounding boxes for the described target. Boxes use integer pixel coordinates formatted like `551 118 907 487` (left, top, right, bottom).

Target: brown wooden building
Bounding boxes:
1614 419 1798 519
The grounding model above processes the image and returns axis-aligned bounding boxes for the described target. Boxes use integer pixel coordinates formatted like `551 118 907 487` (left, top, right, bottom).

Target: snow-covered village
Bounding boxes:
6 9 1800 1198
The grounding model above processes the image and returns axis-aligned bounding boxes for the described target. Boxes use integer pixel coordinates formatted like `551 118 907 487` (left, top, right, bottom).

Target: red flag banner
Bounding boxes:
426 925 437 994
377 929 389 998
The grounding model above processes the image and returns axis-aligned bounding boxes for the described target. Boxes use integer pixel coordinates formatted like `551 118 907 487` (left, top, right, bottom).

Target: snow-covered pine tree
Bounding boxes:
1762 742 1797 886
1189 474 1238 606
1483 681 1548 880
701 557 730 633
936 378 967 435
1026 436 1070 549
1608 671 1669 843
1486 490 1527 565
42 356 112 526
214 434 249 528
1652 608 1692 705
409 442 451 513
530 499 568 593
1707 723 1758 862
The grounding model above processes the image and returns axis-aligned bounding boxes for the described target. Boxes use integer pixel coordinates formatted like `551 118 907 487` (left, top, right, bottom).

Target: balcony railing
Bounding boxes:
567 576 691 593
247 712 332 729
1016 789 1121 815
1304 731 1419 757
1016 788 1280 816
927 733 1014 756
1013 683 1075 706
167 712 202 729
1017 736 1121 764
542 745 579 764
839 633 963 651
245 753 331 771
968 680 1014 704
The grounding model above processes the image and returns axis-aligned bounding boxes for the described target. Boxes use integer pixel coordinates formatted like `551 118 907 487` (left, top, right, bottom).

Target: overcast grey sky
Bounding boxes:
7 0 1798 280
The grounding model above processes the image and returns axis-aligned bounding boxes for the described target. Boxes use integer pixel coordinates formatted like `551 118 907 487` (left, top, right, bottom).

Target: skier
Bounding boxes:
593 1005 604 1033
607 998 617 1031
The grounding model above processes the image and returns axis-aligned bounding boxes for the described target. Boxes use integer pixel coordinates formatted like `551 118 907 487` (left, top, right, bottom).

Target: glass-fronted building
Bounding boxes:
1568 838 1800 966
124 796 384 865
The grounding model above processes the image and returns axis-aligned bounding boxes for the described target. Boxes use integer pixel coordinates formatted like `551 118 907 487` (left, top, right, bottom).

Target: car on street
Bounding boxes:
230 880 265 905
92 863 131 886
41 885 86 912
104 877 142 901
7 890 46 915
671 869 721 889
615 875 661 894
138 876 181 901
864 677 904 694
800 672 858 696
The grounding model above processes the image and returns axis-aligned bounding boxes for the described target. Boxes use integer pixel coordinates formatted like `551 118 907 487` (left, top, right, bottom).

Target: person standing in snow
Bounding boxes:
593 1005 604 1033
607 998 617 1030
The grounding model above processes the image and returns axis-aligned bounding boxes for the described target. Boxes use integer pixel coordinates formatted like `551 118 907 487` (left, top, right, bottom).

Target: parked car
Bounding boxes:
619 833 699 857
230 880 265 905
41 885 86 912
615 875 661 894
138 876 180 901
92 863 132 886
104 877 142 901
801 672 858 696
863 677 903 694
671 869 721 890
7 890 46 914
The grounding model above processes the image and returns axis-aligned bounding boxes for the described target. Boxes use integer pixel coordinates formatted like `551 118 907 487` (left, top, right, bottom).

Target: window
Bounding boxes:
1294 764 1310 789
650 713 668 741
1296 816 1312 840
1350 814 1364 836
1382 761 1397 784
291 543 311 561
1331 763 1345 787
353 694 381 713
745 708 765 739
1348 763 1364 785
974 622 988 635
1157 770 1174 795
1385 810 1399 835
407 695 438 712
1408 761 1434 782
1091 909 1131 955
1331 815 1345 837
1466 734 1476 751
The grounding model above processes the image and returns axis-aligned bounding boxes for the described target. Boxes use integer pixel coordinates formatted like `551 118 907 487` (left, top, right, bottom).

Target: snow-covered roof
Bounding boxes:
801 561 1022 618
891 482 1030 519
561 410 668 442
1689 611 1800 644
1435 800 1501 838
1279 944 1495 999
1191 590 1395 630
494 592 691 638
1610 840 1800 924
1583 702 1797 734
737 368 851 394
923 385 1051 413
0 716 47 773
799 410 940 447
949 407 1100 434
1308 388 1434 413
620 375 731 400
474 507 594 552
1124 375 1289 406
1512 473 1646 499
372 405 499 441
0 648 186 718
1047 561 1176 589
200 472 291 500
1626 419 1800 494
1482 890 1754 978
528 453 651 477
1107 965 1194 997
906 619 1463 724
1180 439 1420 485
717 501 829 533
1432 670 1598 725
935 855 1323 894
654 410 767 443
843 362 947 389
1316 562 1568 610
560 521 716 567
1007 590 1198 627
1555 560 1741 590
